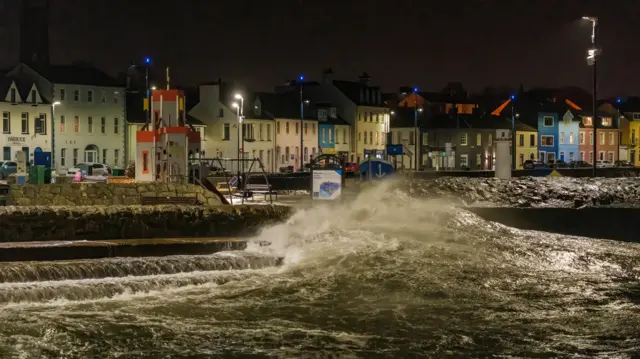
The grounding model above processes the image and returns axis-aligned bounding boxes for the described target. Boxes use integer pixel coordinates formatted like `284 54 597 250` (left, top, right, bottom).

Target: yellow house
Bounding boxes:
514 123 538 168
628 121 640 165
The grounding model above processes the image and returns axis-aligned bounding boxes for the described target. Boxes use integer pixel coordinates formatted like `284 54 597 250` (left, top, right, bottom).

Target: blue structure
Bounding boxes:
537 112 559 163
360 159 393 179
318 123 335 153
557 110 580 163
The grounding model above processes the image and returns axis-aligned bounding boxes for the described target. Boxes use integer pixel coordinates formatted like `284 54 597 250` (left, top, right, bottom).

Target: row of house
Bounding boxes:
1 62 638 172
387 89 626 170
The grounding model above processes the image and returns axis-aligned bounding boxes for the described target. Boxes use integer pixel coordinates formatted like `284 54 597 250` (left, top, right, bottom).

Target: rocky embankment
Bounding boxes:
407 177 640 208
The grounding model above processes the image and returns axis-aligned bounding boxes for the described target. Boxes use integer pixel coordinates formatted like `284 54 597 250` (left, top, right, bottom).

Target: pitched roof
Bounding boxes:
23 63 122 87
0 76 49 104
256 92 315 120
332 80 384 107
425 113 517 130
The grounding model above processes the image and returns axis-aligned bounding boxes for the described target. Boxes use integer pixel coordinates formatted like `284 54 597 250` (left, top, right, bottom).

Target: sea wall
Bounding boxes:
9 183 223 206
0 205 293 242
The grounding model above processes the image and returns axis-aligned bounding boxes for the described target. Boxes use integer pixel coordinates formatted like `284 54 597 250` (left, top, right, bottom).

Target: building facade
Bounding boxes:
558 110 580 163
7 63 126 171
579 115 618 163
0 77 51 163
514 124 538 168
537 112 559 163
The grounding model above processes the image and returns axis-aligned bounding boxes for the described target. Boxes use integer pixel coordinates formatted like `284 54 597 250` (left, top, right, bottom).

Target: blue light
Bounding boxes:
144 57 151 64
413 87 418 92
299 75 304 81
617 98 621 103
510 95 515 100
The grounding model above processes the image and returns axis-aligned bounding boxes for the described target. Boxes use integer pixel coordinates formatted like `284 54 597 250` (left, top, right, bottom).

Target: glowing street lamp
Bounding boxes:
51 101 61 169
583 16 599 176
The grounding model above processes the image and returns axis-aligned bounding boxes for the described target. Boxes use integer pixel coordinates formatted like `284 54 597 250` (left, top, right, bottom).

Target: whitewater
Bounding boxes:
0 180 638 358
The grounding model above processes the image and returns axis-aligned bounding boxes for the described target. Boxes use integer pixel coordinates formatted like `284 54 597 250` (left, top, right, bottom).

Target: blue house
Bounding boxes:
557 109 580 163
537 111 559 163
318 122 335 153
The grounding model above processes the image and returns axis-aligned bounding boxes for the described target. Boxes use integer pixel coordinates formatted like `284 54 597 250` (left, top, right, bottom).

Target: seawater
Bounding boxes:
0 181 638 358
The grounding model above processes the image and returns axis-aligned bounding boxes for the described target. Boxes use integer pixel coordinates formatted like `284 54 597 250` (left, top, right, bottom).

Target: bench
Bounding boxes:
244 184 278 201
141 197 199 206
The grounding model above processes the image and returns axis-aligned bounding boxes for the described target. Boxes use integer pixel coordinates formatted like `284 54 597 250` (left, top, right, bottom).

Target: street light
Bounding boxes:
232 96 243 176
510 94 516 170
142 57 152 125
151 85 157 90
299 75 305 171
51 101 61 169
583 16 599 176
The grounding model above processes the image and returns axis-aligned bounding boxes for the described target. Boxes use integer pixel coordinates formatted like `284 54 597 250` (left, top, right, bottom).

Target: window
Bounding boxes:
242 123 254 140
102 149 107 164
285 122 289 134
304 147 308 161
634 114 640 120
408 131 414 145
543 116 554 127
579 132 585 144
519 134 524 146
114 118 119 134
589 151 593 163
343 128 347 144
223 124 230 140
583 117 593 126
2 112 9 133
579 152 584 161
10 88 16 103
259 123 264 141
599 151 605 161
589 132 593 145
560 132 565 144
31 90 36 104
60 148 66 167
3 147 9 161
459 133 468 146
359 113 364 121
477 154 482 168
73 90 79 102
609 132 614 145
374 130 378 145
142 151 149 173
114 149 119 167
88 117 93 133
369 112 373 122
276 122 281 134
101 91 106 103
569 132 574 144
530 134 535 146
35 114 46 135
60 115 66 133
100 117 106 134
218 109 224 117
295 122 299 135
488 133 493 145
60 89 65 101
322 128 326 143
87 90 93 103
608 152 614 162
601 118 611 126
73 149 78 166
599 132 605 145
285 147 290 163
21 113 29 134
477 133 482 146
267 124 271 140
74 116 80 132
312 124 316 134
359 132 362 142
569 152 575 161
541 135 554 146
460 154 468 168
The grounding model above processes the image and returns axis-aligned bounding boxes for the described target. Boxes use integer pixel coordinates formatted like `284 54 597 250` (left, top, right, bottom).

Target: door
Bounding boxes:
546 152 555 163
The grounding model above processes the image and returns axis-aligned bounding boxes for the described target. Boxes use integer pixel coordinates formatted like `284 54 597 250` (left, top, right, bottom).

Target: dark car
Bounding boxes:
569 160 592 168
614 160 633 168
548 159 570 168
344 162 359 173
522 160 546 169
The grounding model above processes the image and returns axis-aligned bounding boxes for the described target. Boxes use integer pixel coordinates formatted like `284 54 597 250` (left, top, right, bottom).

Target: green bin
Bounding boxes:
112 168 124 176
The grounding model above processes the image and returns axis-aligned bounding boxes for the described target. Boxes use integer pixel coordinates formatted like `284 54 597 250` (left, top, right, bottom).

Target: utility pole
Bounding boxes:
583 16 599 176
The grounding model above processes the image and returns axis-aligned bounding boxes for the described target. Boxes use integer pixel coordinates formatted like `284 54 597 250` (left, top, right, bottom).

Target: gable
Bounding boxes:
4 81 22 103
26 83 42 104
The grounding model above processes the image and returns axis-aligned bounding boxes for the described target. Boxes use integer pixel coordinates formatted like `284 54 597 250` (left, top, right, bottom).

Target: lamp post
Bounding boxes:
510 94 516 170
143 57 152 125
413 87 418 171
233 94 244 174
583 16 599 176
299 75 304 171
50 101 61 169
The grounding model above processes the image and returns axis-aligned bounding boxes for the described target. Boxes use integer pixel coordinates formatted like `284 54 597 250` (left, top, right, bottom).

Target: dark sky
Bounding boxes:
2 0 639 97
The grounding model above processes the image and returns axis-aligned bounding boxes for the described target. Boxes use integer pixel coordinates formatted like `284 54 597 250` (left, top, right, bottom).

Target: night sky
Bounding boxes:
1 0 638 97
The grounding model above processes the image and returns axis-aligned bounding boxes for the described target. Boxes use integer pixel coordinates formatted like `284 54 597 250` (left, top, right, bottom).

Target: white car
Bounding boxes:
66 163 112 179
596 160 614 168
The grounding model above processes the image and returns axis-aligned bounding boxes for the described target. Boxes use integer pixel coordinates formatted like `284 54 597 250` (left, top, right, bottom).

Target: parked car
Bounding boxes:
547 159 570 168
0 161 31 179
614 160 633 168
522 160 546 170
596 160 614 168
66 163 112 177
569 161 592 168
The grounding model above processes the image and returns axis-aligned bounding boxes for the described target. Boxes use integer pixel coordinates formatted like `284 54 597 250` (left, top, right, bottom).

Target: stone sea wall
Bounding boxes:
10 183 223 206
0 205 293 242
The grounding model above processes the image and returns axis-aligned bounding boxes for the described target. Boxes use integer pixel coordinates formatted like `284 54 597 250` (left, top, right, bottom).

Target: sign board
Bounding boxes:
15 151 27 174
6 136 26 146
312 169 342 200
386 144 403 156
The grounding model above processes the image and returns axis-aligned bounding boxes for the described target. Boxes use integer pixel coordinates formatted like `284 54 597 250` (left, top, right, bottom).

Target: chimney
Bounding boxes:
358 72 371 86
322 68 334 84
